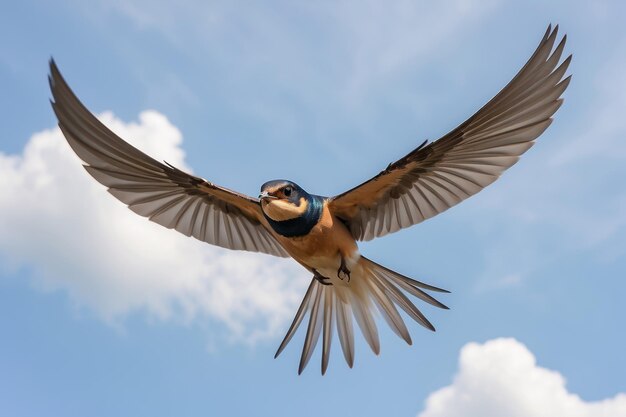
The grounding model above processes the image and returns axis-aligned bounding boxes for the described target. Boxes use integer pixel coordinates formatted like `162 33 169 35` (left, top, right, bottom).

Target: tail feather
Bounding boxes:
368 258 450 293
274 280 315 359
349 289 380 355
321 289 334 375
390 275 450 310
368 277 412 344
375 273 436 331
275 256 448 374
335 296 354 368
298 284 324 374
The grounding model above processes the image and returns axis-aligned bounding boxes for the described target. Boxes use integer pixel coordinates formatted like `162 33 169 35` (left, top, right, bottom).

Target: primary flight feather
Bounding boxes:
48 25 571 374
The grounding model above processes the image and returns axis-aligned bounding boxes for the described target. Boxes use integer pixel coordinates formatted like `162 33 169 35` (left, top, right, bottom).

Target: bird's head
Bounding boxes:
259 180 311 222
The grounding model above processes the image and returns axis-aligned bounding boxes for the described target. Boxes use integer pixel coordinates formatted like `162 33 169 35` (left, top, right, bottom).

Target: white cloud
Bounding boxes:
0 111 306 344
418 338 626 417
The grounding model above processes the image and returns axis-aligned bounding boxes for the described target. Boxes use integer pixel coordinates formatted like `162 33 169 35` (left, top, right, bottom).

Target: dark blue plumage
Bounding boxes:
259 180 325 237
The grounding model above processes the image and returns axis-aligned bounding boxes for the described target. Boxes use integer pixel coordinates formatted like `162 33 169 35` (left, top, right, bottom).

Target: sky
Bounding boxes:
1 1 626 416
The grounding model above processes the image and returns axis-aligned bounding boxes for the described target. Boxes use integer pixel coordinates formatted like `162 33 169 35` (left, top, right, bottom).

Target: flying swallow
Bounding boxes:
48 25 571 374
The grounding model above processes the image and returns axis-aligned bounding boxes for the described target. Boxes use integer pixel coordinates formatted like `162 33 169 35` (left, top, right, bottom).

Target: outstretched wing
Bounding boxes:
329 25 571 241
49 60 288 257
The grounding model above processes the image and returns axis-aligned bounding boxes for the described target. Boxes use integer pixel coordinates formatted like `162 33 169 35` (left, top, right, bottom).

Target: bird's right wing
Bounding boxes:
329 25 571 241
49 60 289 257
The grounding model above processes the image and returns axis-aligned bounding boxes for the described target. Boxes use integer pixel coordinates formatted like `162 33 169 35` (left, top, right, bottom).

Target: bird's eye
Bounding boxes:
283 187 292 197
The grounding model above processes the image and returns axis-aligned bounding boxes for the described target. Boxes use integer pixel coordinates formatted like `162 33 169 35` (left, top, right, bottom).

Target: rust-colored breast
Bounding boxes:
274 201 358 269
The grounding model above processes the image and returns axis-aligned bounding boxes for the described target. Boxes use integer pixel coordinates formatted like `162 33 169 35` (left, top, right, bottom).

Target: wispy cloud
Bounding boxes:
418 338 626 417
73 0 501 148
0 111 306 345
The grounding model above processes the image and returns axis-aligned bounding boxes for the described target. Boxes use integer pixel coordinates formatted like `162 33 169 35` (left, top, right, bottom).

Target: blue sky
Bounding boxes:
1 1 626 416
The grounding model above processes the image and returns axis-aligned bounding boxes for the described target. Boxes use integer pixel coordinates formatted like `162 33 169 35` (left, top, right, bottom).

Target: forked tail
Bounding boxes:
274 256 449 374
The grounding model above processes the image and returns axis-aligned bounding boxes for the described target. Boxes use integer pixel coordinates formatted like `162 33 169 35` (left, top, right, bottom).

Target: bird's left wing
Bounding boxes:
329 25 571 241
49 60 288 257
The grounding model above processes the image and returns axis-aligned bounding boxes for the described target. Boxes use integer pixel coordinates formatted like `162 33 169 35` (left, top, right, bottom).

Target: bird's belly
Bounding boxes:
275 210 360 278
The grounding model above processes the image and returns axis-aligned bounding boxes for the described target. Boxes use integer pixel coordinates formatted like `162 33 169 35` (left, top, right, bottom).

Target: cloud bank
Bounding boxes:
419 338 626 417
0 111 306 344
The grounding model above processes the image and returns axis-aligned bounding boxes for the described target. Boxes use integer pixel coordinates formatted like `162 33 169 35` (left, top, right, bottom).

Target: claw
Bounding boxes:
337 258 351 282
313 270 333 286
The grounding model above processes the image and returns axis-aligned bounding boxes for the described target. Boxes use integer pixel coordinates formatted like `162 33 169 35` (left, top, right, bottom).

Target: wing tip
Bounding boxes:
48 56 57 75
545 23 552 35
48 57 62 91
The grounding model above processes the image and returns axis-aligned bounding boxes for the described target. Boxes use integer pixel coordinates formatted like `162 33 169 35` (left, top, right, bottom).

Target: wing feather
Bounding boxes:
49 60 288 257
329 25 571 241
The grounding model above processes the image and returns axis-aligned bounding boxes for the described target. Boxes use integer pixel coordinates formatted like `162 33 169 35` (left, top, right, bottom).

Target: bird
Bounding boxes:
48 24 571 375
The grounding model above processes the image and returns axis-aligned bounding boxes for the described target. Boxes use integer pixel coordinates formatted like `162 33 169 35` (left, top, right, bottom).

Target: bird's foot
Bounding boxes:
337 258 351 282
313 270 333 286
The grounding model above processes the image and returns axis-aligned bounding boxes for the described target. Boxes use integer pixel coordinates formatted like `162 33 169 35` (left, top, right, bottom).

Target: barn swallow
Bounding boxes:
48 25 570 374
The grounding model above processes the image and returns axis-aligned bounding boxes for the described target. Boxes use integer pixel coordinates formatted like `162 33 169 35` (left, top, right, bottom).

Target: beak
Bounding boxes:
258 191 276 200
